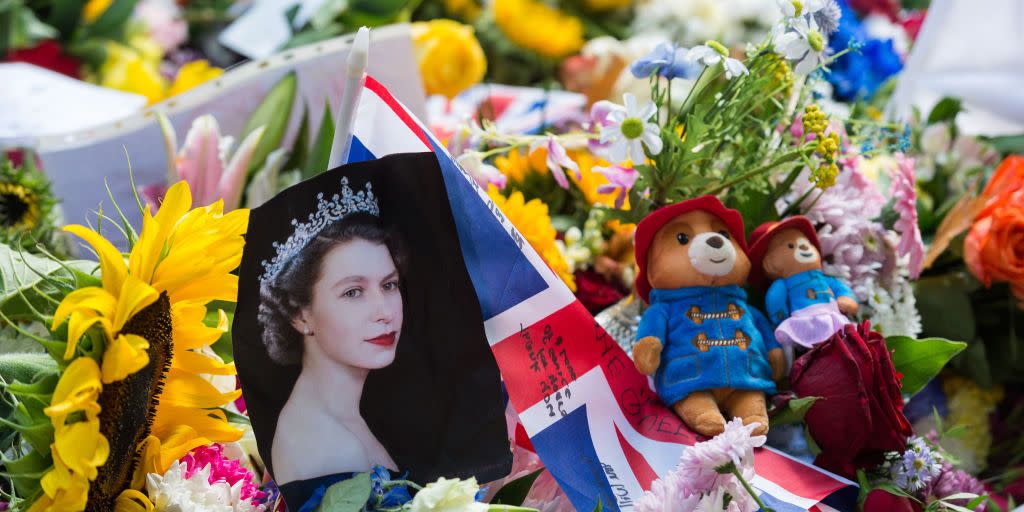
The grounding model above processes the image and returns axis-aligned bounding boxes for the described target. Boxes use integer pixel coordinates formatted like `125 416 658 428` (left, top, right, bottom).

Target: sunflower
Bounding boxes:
42 181 247 510
1 156 62 255
494 147 547 184
487 185 576 291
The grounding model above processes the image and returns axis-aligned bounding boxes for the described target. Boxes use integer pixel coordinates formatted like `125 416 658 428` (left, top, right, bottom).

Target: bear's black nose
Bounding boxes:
798 243 810 251
706 235 724 249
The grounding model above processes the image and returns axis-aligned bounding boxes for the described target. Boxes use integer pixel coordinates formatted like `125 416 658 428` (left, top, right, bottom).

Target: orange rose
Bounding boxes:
965 156 1024 305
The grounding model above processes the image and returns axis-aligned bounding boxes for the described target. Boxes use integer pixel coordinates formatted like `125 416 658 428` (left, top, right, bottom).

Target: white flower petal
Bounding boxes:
641 127 663 156
623 93 638 116
627 139 645 163
609 138 630 163
794 53 819 74
606 109 627 123
637 101 657 122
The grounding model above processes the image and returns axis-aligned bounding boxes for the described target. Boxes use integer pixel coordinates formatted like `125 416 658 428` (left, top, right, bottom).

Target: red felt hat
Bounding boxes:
633 195 748 304
747 215 821 291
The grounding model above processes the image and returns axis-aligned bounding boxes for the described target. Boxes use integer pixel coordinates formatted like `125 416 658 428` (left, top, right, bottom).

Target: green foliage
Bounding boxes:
885 336 966 396
926 97 962 125
316 472 372 512
242 72 298 181
769 396 820 427
491 468 545 506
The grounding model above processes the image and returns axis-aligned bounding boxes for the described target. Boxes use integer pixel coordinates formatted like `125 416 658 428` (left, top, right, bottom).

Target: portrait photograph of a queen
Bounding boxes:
232 153 512 510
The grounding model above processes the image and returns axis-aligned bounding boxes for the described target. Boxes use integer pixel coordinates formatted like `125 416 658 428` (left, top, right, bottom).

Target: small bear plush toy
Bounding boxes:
747 216 858 349
632 196 785 437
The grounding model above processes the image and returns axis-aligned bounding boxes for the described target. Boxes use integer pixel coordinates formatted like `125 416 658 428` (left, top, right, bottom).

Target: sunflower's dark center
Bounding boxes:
0 183 34 229
88 292 173 511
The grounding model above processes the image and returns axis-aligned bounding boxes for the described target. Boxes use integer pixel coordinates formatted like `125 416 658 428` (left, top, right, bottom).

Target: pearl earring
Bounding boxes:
303 327 313 336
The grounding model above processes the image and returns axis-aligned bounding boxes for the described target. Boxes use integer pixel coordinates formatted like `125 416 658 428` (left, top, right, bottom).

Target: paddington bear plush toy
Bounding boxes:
748 216 858 349
632 196 785 437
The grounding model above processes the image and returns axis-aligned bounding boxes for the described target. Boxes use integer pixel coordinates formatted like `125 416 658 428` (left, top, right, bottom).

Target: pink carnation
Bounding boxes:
181 444 265 503
892 154 925 278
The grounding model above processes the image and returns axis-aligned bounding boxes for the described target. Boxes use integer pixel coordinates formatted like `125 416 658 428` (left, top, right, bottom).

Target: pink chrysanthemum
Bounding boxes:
181 444 266 503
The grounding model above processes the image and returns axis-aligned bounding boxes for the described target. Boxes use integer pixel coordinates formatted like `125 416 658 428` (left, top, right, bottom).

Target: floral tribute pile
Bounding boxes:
3 0 1024 511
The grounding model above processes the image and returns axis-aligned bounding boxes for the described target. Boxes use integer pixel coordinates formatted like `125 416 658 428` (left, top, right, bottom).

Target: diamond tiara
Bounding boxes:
259 177 380 286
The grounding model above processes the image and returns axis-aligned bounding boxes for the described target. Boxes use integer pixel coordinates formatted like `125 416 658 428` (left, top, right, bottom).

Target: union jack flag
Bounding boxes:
346 75 858 512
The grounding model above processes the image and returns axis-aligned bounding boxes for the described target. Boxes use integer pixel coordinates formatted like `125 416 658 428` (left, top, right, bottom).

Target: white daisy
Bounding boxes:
689 41 750 79
600 93 662 164
773 16 828 75
776 0 827 18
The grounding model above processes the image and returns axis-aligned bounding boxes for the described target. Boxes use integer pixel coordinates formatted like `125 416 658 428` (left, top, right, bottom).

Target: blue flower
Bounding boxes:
630 43 700 80
370 465 414 509
825 0 903 100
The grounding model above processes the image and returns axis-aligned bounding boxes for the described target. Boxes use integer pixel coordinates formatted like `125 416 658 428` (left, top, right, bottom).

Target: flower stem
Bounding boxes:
703 147 810 195
383 479 423 490
730 466 774 512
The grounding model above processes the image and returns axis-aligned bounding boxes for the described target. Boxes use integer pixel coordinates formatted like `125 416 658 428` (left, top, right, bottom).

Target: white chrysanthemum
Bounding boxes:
689 41 749 79
773 16 829 75
409 477 488 512
600 93 662 164
146 462 265 512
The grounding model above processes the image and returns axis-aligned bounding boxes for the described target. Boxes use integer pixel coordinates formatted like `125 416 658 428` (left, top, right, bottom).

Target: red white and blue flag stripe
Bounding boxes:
347 75 858 512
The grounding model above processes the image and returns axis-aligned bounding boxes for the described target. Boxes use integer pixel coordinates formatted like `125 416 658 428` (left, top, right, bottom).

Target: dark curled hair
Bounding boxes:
257 214 407 365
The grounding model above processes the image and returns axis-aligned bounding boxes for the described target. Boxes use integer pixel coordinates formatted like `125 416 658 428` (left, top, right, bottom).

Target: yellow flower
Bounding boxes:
51 181 247 509
34 358 108 511
115 490 155 512
487 186 575 291
443 0 482 21
569 151 629 208
411 20 486 98
98 43 168 105
31 450 90 512
0 181 40 230
581 0 633 10
494 0 585 59
167 60 223 98
495 148 547 183
82 0 113 23
942 375 1003 472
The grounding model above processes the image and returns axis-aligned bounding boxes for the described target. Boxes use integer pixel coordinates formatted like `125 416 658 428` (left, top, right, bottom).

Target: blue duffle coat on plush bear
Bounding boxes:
764 269 856 325
637 284 779 405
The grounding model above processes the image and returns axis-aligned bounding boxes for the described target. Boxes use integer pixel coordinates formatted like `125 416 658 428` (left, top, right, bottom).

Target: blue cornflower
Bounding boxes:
370 466 414 508
897 125 912 153
886 437 944 492
630 42 700 80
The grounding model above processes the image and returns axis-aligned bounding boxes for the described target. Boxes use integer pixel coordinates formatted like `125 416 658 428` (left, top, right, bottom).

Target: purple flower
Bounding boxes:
595 164 638 208
892 154 925 278
530 136 580 189
630 43 701 80
588 100 617 154
923 463 987 511
456 153 508 190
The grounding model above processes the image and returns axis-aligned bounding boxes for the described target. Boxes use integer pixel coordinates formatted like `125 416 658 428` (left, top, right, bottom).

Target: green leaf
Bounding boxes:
0 244 97 322
913 275 976 346
927 97 962 125
83 0 138 39
769 396 820 427
305 100 335 178
7 446 50 497
281 103 310 176
593 497 602 512
12 8 58 47
985 134 1024 155
242 72 298 180
47 0 85 36
491 468 544 506
316 472 372 512
886 336 966 396
0 354 57 392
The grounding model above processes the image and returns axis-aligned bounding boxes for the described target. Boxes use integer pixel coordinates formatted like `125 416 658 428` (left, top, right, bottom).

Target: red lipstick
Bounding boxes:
366 332 396 347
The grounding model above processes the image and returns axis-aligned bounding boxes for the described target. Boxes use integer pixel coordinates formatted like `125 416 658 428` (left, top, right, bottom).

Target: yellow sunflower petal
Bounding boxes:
167 274 238 305
44 357 102 424
101 334 151 384
173 350 236 375
170 302 226 351
51 287 116 331
64 225 128 296
158 368 240 409
38 446 90 511
62 310 109 361
54 418 110 480
129 435 161 490
115 490 155 512
135 424 209 477
151 405 242 447
112 276 159 332
127 208 164 284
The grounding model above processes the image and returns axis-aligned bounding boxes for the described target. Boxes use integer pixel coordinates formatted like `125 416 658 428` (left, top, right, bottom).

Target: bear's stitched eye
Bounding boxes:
788 243 795 249
718 230 730 240
676 233 689 245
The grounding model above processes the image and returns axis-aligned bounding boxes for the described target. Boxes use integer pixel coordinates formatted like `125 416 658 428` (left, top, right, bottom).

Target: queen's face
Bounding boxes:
299 238 403 370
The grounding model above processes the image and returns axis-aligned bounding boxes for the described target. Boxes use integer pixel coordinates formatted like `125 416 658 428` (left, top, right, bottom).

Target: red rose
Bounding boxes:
791 321 913 478
5 40 81 79
863 489 922 512
573 269 626 314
